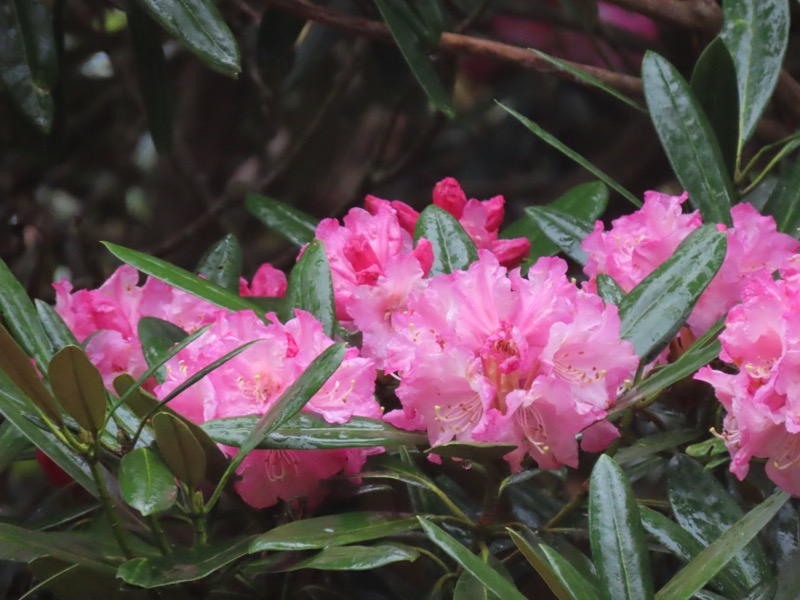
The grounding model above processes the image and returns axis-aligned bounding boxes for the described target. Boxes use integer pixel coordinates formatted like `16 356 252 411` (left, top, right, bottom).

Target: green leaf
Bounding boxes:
152 412 206 488
0 0 56 132
500 181 608 265
0 322 62 425
35 299 79 349
614 429 702 466
133 0 240 77
657 489 789 600
117 537 253 588
286 239 335 337
103 242 266 315
0 523 121 570
127 0 173 154
196 233 243 292
419 518 526 600
49 345 108 434
119 448 177 516
640 505 742 597
0 369 96 494
642 52 736 225
508 529 593 600
250 512 419 552
137 317 188 384
201 412 427 450
414 205 478 275
762 157 800 238
530 49 645 112
226 343 345 473
666 455 771 593
720 0 790 148
499 102 642 208
0 258 55 374
690 38 739 177
245 194 317 247
427 441 516 461
589 455 654 600
597 274 625 306
279 543 420 571
373 0 454 117
618 225 727 361
454 556 513 600
0 420 32 471
411 0 445 43
524 206 592 265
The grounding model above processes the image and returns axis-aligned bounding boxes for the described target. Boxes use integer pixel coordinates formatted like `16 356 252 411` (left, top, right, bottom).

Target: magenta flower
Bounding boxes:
383 252 637 470
583 193 798 334
239 263 287 297
154 309 380 509
365 177 531 268
695 264 800 496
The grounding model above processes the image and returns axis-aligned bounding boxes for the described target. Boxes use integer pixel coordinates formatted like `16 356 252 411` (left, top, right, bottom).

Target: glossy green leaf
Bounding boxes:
226 343 344 476
500 181 608 265
0 322 61 425
286 239 335 337
137 317 187 384
374 0 454 117
589 455 654 600
49 345 108 434
427 441 516 461
762 157 800 238
414 205 478 275
618 225 726 361
0 523 120 571
250 512 419 552
195 233 243 292
775 549 800 600
245 194 317 247
411 0 445 43
657 489 789 600
666 455 771 593
119 448 177 516
0 258 55 374
525 206 592 265
152 412 206 488
29 558 148 600
419 518 525 600
280 543 420 571
0 420 32 471
690 38 739 176
499 103 641 208
642 52 735 225
454 556 513 600
613 317 724 414
202 412 427 450
508 529 591 600
103 242 266 315
35 299 79 349
0 0 56 131
117 537 253 588
720 0 789 147
0 368 96 494
133 0 240 77
114 374 226 479
597 274 625 306
615 429 702 466
640 506 742 597
127 0 173 154
531 49 644 112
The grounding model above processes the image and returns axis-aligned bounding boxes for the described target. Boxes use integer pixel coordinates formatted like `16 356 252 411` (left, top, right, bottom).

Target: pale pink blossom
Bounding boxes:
154 309 380 509
695 266 800 496
365 177 531 269
583 193 798 335
384 251 638 470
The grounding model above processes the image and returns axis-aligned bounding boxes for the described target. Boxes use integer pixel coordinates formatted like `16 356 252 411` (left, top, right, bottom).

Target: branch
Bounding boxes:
258 0 643 98
602 0 722 33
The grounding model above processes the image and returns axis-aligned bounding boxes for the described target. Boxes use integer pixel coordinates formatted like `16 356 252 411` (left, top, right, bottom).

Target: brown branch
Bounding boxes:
602 0 722 34
258 0 643 98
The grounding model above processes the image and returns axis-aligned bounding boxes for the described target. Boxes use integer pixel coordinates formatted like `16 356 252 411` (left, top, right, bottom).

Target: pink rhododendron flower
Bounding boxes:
383 251 638 470
239 263 287 297
154 309 380 509
365 177 531 269
583 193 798 334
695 264 800 496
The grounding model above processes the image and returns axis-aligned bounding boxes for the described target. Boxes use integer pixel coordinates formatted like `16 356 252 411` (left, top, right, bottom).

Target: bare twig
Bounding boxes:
257 0 643 97
602 0 722 33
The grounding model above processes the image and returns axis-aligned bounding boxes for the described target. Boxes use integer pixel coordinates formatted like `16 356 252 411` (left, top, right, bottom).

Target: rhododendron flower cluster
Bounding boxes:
582 192 798 334
695 258 800 497
382 251 638 470
155 309 380 508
